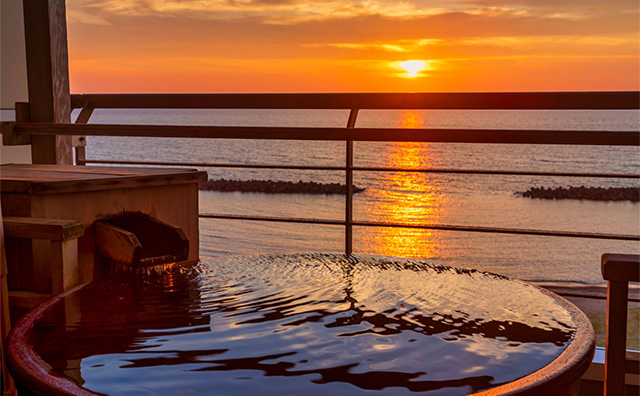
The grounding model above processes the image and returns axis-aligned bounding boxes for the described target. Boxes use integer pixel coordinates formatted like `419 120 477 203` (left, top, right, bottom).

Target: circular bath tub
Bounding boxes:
7 253 594 395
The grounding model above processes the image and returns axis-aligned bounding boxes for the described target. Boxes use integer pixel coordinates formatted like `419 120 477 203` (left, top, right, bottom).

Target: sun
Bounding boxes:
398 60 427 77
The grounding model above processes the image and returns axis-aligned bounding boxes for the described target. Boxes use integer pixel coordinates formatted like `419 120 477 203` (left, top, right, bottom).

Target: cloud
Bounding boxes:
67 0 448 24
460 6 590 21
303 39 442 53
456 35 639 47
455 0 638 9
66 9 112 25
66 1 639 62
66 0 638 89
66 0 637 38
312 43 409 52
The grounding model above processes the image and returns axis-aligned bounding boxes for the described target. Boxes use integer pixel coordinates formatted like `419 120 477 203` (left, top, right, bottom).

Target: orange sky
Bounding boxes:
65 0 640 93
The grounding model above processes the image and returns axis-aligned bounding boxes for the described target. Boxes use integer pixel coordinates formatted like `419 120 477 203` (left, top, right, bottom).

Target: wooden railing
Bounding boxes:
3 91 640 256
69 91 640 109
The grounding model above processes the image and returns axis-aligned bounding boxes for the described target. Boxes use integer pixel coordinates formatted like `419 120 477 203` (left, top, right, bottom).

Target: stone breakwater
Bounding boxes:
520 186 639 202
199 179 365 195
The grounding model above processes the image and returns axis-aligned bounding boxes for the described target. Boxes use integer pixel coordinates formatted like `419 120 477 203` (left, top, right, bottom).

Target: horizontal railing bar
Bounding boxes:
83 159 639 179
70 92 640 110
83 159 345 171
353 167 640 179
199 213 345 226
200 213 640 241
353 221 640 241
11 123 640 146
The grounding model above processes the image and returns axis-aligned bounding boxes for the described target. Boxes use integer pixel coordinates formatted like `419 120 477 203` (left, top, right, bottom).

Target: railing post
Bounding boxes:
604 279 628 396
601 253 640 396
345 109 359 255
73 102 94 166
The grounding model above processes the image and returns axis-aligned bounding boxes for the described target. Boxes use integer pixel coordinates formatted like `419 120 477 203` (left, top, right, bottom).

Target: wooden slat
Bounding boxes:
1 163 205 176
0 169 118 182
0 165 207 195
70 92 640 110
3 217 83 241
9 175 205 195
9 122 640 146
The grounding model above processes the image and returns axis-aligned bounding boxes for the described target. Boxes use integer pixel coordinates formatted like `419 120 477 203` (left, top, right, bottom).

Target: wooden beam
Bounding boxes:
69 91 640 110
23 0 72 165
9 122 640 146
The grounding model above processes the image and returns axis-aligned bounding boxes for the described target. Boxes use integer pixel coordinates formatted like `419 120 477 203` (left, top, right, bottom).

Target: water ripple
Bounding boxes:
28 253 576 396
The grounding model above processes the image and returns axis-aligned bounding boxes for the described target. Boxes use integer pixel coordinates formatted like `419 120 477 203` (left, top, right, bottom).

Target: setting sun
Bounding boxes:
398 60 427 77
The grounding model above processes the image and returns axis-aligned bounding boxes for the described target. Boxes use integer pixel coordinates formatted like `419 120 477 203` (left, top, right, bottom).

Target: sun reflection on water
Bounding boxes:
355 111 450 260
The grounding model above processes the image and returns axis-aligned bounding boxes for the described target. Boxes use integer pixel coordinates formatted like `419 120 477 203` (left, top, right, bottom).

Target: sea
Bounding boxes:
77 108 640 287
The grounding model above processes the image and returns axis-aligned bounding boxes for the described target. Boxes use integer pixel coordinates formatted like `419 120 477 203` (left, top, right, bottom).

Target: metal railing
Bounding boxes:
4 92 640 256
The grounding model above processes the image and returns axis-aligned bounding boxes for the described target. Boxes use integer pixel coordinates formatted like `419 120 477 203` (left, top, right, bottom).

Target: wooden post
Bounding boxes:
22 0 72 165
604 279 629 396
602 253 640 396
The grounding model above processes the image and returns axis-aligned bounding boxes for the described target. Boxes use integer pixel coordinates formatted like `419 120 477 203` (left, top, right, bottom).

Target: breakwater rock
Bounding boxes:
520 186 639 202
199 178 365 195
